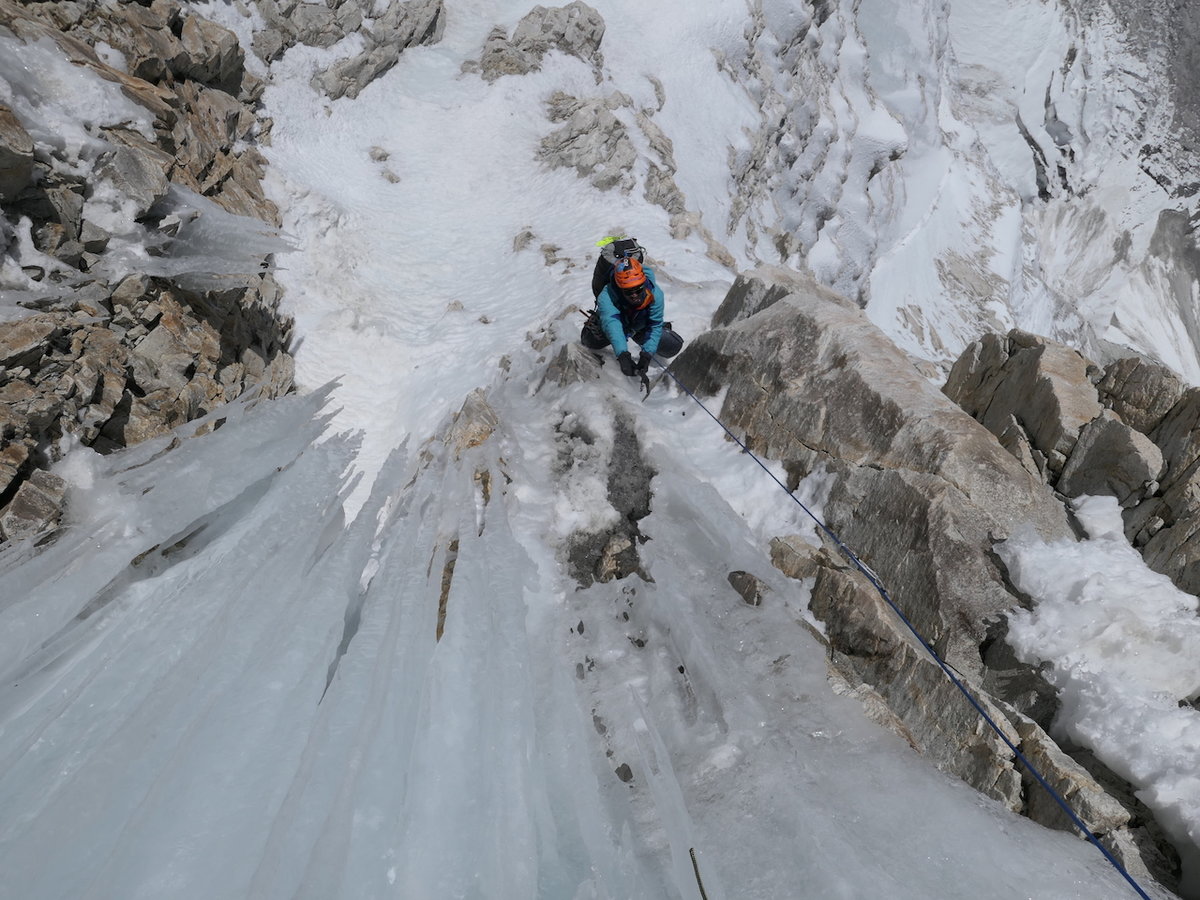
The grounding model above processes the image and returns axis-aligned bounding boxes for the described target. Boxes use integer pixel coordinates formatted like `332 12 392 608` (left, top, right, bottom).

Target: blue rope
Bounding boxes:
648 358 1154 900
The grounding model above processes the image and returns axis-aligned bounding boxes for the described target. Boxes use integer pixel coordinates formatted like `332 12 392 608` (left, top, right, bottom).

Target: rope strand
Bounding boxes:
648 356 1155 900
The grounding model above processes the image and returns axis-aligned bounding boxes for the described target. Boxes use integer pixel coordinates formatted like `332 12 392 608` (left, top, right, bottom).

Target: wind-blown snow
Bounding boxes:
1 0 1198 897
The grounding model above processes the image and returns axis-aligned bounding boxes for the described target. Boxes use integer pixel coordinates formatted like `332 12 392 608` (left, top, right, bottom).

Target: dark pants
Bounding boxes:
581 315 684 358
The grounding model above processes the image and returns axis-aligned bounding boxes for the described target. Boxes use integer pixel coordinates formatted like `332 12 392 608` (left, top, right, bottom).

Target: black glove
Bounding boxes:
617 351 636 377
636 351 652 374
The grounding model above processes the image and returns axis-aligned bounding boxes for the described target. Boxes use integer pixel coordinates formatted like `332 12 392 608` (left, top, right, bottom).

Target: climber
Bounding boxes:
581 248 684 377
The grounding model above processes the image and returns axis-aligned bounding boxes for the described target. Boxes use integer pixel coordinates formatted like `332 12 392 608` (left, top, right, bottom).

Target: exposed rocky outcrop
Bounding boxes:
1 0 276 224
551 404 654 588
671 268 1181 888
445 388 499 458
534 86 708 247
0 466 66 541
241 0 445 100
538 91 639 193
1096 355 1188 435
675 268 1074 676
0 104 34 202
486 4 730 267
0 0 294 543
311 0 445 100
942 330 1104 479
943 328 1200 597
470 1 605 83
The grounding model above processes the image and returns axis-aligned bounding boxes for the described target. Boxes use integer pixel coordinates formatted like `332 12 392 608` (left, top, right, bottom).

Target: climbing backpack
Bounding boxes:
591 236 646 298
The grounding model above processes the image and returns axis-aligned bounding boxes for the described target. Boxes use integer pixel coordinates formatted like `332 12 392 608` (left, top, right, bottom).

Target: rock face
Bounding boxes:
675 268 1074 675
2 0 277 224
308 0 445 100
943 331 1103 478
0 0 294 543
673 269 1180 888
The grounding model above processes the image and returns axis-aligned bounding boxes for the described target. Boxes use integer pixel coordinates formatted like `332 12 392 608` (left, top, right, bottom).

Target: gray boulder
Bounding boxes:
95 145 171 220
0 468 67 543
445 389 498 458
1128 388 1200 589
1057 410 1164 506
177 15 245 90
727 570 769 606
0 441 31 498
944 330 1103 477
0 314 61 371
943 331 1200 601
540 340 604 390
1097 356 1187 435
92 0 191 84
1147 387 1200 486
711 264 805 327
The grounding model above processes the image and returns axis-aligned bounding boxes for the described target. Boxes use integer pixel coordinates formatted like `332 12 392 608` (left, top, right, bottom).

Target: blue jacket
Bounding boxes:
596 266 666 355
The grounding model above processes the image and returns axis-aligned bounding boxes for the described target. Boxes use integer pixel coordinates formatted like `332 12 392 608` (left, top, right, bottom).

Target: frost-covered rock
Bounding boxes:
770 533 1157 844
94 145 171 220
1127 387 1200 592
0 0 295 544
727 570 768 606
701 270 1177 882
540 340 603 389
244 0 444 97
177 15 244 90
1010 717 1177 887
1 0 278 224
942 329 1200 601
445 389 498 457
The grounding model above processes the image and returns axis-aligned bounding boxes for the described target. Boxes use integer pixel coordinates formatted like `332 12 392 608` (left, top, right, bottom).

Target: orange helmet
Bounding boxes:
613 259 653 309
613 258 646 290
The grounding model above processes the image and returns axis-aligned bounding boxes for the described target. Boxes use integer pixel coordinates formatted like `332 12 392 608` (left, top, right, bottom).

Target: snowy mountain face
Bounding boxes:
724 0 1200 381
2 1 1200 899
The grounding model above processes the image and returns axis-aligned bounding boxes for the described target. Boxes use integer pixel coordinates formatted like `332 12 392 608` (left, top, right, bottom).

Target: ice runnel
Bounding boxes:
0 390 662 899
